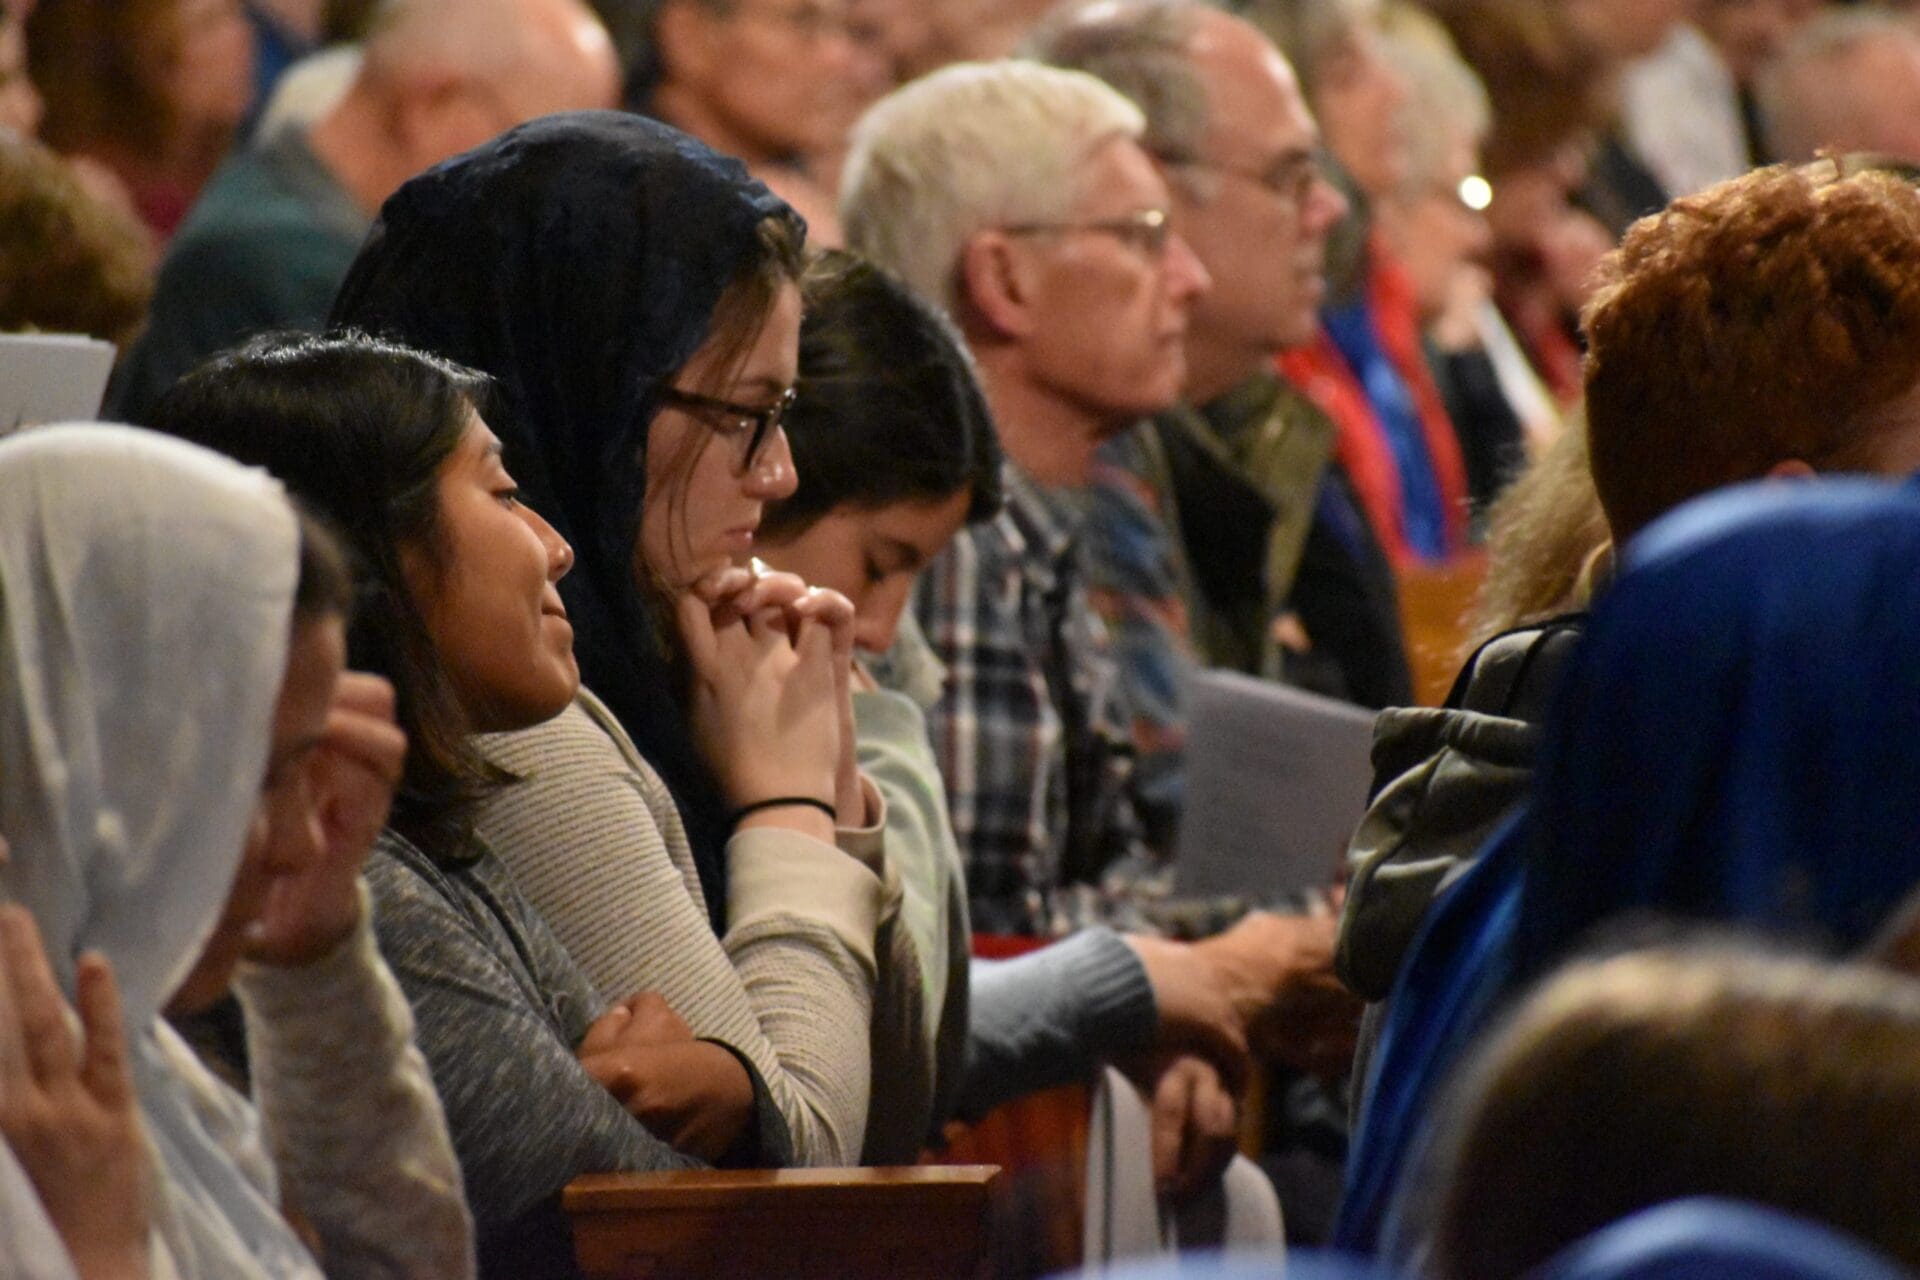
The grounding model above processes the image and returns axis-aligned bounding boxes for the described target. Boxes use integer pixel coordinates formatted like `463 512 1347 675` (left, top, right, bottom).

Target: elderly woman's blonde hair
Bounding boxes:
1381 22 1490 201
1464 416 1609 654
840 59 1146 317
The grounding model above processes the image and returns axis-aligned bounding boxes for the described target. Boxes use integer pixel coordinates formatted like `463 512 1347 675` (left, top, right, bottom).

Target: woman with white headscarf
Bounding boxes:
0 424 473 1279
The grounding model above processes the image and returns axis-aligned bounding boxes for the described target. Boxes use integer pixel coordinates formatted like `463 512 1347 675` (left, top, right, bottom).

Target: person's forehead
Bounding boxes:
726 0 852 24
1072 134 1173 215
1189 20 1319 160
727 282 805 381
1867 35 1920 91
871 489 972 544
447 412 494 465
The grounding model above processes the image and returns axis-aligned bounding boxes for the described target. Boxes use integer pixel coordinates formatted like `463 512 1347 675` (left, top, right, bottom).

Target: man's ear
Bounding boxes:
958 230 1039 341
1766 458 1818 481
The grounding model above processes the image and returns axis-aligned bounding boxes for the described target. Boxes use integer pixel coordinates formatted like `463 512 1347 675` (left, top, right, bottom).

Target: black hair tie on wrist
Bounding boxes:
730 796 838 827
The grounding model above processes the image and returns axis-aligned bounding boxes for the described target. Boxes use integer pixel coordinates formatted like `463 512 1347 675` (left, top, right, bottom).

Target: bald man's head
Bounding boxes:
310 0 619 214
362 0 620 125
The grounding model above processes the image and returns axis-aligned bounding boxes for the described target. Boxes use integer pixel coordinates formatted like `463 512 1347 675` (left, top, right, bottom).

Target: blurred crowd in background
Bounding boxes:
16 2 1920 1279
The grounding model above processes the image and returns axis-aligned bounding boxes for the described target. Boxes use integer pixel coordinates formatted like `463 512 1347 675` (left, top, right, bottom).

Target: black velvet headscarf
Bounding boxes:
331 111 802 929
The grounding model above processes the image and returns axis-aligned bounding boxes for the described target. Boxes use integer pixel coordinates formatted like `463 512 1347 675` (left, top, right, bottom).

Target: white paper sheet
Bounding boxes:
1175 667 1378 902
0 333 116 434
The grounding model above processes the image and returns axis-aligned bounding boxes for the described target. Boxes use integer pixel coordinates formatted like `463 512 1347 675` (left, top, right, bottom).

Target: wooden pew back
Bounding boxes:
566 1165 1001 1279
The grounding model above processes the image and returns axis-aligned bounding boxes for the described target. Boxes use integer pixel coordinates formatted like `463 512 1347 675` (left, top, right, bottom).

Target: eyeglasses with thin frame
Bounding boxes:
1002 207 1173 257
656 384 797 472
1159 148 1328 211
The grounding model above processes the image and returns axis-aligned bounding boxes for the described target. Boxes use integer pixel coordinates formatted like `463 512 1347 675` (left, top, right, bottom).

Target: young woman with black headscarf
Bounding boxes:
329 112 923 1172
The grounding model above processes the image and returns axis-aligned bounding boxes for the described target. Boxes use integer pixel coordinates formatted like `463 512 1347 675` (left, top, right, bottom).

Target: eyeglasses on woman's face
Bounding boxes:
656 384 798 472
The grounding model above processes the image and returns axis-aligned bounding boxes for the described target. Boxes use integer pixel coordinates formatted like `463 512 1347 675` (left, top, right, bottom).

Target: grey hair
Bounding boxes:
1223 0 1376 96
1384 29 1490 199
839 59 1147 317
1759 9 1920 164
1024 0 1211 164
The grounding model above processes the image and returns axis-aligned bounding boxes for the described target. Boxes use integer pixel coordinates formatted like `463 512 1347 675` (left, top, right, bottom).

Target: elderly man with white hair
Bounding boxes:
845 60 1207 940
1032 0 1359 852
843 62 1358 1088
112 0 621 419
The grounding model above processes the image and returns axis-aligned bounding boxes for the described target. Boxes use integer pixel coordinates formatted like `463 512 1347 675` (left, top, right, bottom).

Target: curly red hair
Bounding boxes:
1584 164 1920 540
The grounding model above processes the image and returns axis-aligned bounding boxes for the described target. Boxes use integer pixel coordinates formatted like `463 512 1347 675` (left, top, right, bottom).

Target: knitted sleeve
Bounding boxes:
234 889 475 1280
475 695 885 1166
362 838 700 1241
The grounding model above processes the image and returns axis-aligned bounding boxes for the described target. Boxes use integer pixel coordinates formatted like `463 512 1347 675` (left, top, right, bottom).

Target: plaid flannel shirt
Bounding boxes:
909 467 1162 936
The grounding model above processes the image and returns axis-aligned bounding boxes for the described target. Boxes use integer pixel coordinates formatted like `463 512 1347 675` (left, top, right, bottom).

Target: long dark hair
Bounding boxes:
149 330 503 863
761 250 1003 542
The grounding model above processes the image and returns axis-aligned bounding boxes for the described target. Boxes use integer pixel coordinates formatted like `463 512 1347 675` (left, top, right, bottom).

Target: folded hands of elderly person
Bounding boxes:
1193 907 1363 1079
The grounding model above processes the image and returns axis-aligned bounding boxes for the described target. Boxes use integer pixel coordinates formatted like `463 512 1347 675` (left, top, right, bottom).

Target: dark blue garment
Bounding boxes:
1515 478 1920 977
242 4 311 126
1336 478 1920 1257
1321 300 1448 562
1536 1199 1916 1280
1286 471 1412 709
1335 813 1525 1254
332 112 802 929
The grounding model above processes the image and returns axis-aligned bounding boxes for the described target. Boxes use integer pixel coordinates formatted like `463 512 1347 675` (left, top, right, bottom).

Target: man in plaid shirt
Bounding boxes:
844 59 1208 936
844 38 1358 1082
913 465 1160 935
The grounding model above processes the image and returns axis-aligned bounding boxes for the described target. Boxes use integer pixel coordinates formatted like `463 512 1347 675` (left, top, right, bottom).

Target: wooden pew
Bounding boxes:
1395 552 1488 707
931 934 1097 1276
933 1084 1091 1276
565 1165 1001 1279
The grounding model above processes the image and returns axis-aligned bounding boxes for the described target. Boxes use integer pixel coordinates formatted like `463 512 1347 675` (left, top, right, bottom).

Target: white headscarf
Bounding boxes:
0 425 323 1279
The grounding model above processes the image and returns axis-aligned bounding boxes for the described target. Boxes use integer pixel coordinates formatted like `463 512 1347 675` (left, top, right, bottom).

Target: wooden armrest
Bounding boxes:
564 1166 1001 1279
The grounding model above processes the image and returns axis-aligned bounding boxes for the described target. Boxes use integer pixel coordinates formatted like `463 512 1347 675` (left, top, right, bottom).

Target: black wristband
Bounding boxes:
730 795 838 827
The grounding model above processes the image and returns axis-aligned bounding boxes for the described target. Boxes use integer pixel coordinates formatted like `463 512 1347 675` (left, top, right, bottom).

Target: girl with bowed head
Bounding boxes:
329 112 926 1170
757 250 1253 1192
0 425 467 1280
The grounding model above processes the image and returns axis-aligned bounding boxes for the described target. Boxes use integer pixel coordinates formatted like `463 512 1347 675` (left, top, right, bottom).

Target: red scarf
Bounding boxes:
1277 248 1469 566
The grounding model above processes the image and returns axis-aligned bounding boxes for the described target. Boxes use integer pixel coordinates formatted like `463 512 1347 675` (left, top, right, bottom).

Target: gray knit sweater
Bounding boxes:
473 691 898 1166
364 831 791 1278
228 894 475 1279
